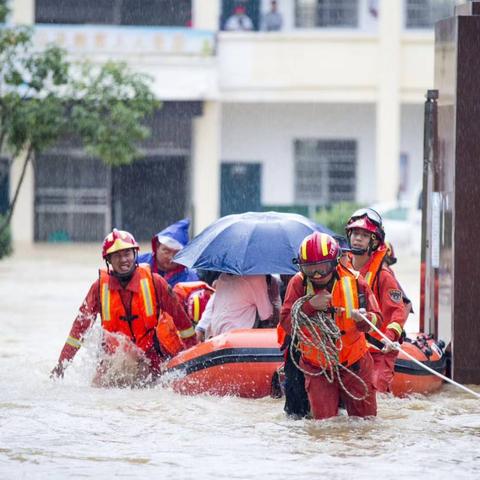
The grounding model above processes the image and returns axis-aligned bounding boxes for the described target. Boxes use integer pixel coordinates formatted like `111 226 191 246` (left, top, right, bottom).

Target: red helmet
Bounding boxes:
102 229 139 259
187 289 213 324
345 208 385 243
297 233 340 279
298 232 340 264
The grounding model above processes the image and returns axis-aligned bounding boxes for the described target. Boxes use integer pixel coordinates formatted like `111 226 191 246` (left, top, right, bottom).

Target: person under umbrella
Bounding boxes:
195 273 275 341
174 211 338 342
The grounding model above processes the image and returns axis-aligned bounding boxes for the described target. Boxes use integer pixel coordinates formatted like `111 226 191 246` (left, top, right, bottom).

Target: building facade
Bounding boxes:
6 0 455 245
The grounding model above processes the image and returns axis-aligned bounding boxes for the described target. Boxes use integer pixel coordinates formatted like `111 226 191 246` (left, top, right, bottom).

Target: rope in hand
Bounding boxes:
290 295 368 401
357 312 480 400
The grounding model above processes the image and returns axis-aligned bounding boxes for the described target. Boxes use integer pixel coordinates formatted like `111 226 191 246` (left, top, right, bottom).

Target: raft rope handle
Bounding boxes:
358 312 480 400
290 296 369 402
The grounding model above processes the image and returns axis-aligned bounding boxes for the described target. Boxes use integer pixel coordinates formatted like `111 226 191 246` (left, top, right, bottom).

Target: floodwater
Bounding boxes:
1 244 479 479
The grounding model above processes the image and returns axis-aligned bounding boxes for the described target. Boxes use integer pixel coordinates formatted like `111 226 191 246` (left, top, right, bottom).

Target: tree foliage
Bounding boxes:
0 8 159 246
315 202 364 236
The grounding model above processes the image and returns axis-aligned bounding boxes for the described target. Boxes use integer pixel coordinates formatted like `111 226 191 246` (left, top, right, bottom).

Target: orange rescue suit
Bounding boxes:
99 265 184 357
356 246 408 350
173 281 215 305
298 265 368 368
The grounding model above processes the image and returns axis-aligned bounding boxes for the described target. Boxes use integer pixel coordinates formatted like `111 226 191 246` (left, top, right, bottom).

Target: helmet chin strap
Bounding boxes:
348 235 378 256
350 246 368 256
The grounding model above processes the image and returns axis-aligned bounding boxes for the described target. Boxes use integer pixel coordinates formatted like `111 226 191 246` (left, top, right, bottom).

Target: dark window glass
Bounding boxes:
405 0 454 29
121 0 191 26
295 0 358 28
35 0 192 26
35 0 116 24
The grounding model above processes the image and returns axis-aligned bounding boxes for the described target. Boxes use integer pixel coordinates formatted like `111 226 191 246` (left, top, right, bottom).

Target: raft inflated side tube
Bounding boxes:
164 329 283 398
392 336 445 397
162 328 450 399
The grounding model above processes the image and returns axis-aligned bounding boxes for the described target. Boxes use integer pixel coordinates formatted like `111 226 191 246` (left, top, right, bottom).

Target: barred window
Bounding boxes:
294 139 357 205
35 155 111 242
405 0 454 29
295 0 359 28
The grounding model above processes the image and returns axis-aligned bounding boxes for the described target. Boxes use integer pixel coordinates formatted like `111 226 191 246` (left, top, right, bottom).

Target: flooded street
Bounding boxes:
1 244 479 479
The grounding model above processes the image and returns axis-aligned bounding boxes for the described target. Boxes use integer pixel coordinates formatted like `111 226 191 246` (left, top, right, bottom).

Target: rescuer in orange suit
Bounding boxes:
345 209 411 393
51 229 197 384
278 232 382 420
173 281 215 325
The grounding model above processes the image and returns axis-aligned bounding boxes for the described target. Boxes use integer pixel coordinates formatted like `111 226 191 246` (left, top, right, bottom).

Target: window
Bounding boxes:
405 0 454 29
34 154 111 242
220 0 261 32
294 139 357 205
295 0 359 28
35 0 191 27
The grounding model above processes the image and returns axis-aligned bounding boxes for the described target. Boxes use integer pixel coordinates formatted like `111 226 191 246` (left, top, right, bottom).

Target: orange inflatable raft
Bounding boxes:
163 329 446 398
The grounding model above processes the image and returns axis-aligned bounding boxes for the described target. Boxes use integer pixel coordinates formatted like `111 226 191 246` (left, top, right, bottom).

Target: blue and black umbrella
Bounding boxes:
174 211 346 275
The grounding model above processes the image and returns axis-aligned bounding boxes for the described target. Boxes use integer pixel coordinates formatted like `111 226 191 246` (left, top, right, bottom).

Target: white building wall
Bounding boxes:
221 103 376 206
192 101 222 234
6 0 439 247
400 103 425 200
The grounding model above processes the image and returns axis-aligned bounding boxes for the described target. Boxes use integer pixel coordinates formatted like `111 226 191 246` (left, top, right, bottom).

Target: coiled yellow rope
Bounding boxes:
290 295 368 401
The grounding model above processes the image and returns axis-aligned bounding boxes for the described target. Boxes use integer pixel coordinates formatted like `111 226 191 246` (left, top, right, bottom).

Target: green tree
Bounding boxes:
0 8 159 244
315 202 364 236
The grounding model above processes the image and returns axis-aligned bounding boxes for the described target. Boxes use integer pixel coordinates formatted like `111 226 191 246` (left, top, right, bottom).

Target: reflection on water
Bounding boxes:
0 245 479 479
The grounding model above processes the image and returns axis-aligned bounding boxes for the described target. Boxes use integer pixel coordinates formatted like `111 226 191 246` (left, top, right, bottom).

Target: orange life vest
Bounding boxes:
362 245 387 292
173 281 215 305
277 323 288 347
99 265 184 357
360 246 405 350
299 265 368 368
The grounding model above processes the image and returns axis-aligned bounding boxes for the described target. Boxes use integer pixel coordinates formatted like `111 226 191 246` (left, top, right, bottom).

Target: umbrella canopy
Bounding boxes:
174 211 346 275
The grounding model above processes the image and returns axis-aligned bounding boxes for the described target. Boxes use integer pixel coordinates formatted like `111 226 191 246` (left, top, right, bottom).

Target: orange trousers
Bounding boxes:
371 351 398 393
302 352 377 419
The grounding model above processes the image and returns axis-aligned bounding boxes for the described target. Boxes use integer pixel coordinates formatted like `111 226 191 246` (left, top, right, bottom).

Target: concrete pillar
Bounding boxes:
10 154 34 247
7 1 35 247
192 0 220 30
375 0 402 202
434 1 480 384
192 101 221 234
11 0 34 24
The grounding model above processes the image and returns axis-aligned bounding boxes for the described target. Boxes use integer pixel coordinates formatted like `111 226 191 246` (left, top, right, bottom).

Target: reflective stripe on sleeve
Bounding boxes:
66 336 81 349
387 322 403 337
368 313 378 329
179 326 195 339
